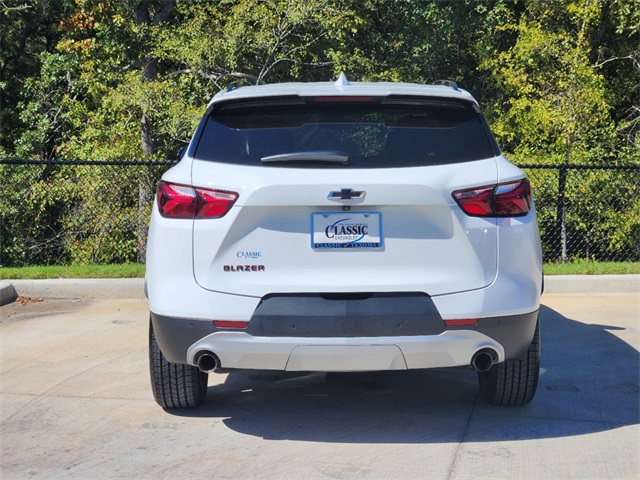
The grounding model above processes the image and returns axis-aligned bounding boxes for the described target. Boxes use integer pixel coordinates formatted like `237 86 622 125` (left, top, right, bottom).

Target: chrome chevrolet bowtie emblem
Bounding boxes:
328 188 365 200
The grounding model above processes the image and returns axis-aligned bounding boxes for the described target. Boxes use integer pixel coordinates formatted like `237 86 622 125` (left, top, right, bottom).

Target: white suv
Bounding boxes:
146 75 543 409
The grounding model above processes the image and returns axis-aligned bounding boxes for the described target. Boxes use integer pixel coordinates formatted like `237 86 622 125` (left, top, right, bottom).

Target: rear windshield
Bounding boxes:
193 96 498 168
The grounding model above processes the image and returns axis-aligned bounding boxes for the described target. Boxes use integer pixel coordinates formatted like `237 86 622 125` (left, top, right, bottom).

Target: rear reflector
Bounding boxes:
452 179 531 217
214 320 249 329
444 319 479 327
157 181 238 219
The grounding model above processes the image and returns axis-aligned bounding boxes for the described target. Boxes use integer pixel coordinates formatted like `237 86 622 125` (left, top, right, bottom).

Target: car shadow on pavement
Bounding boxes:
168 305 639 443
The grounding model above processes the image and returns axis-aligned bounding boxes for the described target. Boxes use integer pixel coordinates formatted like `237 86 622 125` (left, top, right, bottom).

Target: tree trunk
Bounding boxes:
132 0 176 155
140 58 158 155
131 1 175 263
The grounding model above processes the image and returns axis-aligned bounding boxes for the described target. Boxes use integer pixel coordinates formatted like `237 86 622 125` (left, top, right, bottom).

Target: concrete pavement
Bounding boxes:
1 286 638 478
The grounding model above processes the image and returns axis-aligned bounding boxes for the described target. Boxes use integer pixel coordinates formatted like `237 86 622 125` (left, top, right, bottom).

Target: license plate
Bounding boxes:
311 212 382 249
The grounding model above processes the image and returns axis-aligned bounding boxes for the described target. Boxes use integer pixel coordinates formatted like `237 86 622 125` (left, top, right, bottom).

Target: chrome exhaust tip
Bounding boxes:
471 349 497 372
196 352 220 373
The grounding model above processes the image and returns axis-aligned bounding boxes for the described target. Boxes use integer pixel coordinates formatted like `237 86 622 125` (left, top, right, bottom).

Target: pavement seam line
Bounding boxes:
447 392 479 480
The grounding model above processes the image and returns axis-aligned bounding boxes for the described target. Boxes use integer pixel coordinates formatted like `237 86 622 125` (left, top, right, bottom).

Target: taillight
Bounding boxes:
157 182 197 218
157 181 238 219
452 179 531 217
196 189 238 218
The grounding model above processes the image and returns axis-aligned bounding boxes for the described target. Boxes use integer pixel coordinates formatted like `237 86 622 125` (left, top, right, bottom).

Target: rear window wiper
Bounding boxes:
261 151 349 165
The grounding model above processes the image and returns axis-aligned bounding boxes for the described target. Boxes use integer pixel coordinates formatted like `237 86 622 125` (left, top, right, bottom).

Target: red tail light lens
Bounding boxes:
196 189 238 218
453 179 531 217
157 182 197 218
157 181 238 219
492 180 531 216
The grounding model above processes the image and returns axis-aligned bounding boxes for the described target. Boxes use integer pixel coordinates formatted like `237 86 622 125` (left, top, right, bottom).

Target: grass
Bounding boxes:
0 261 638 279
543 261 640 275
0 264 145 280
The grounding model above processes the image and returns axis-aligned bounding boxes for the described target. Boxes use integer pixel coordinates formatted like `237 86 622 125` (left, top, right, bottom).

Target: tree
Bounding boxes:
0 0 68 157
2 0 362 265
130 0 176 155
480 3 616 165
1 0 637 266
479 0 639 262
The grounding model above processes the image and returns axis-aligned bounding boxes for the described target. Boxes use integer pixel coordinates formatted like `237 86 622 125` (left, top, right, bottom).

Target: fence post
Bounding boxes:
556 164 568 263
137 169 150 264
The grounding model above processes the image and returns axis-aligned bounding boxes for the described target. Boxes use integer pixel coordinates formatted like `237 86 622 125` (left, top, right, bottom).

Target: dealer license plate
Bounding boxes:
311 212 382 249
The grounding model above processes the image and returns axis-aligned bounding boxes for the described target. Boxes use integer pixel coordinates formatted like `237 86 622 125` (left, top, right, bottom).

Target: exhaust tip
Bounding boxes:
196 352 220 373
471 349 497 372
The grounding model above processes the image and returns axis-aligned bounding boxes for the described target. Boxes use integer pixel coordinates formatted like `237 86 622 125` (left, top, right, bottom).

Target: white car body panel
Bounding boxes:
190 158 499 297
146 80 542 376
185 330 505 371
204 82 479 113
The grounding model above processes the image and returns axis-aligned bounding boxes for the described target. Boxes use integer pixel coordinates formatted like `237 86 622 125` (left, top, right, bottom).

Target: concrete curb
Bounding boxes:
1 275 638 304
543 274 639 294
1 278 146 303
0 281 18 306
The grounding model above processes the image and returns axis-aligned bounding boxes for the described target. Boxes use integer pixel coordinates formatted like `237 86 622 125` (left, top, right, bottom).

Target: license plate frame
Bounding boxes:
311 212 383 250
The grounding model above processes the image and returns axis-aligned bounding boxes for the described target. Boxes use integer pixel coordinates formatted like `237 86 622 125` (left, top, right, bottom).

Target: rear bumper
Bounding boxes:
151 309 538 371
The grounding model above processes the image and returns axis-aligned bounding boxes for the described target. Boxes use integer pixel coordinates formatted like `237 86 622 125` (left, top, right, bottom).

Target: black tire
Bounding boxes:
149 318 208 408
478 318 540 406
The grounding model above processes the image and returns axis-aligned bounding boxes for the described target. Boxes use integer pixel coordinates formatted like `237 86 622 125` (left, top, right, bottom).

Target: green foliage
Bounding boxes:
478 0 639 165
0 0 69 154
0 164 78 265
481 4 613 164
0 263 145 279
1 0 638 266
477 1 639 263
3 261 639 280
0 163 165 267
542 261 640 275
153 0 358 84
524 166 640 262
4 0 637 164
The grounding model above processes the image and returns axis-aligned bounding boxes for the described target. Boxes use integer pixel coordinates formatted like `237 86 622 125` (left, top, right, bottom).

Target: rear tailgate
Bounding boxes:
191 159 498 297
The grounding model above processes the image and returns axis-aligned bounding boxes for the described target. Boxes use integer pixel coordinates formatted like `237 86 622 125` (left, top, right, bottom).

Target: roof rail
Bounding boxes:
432 80 459 91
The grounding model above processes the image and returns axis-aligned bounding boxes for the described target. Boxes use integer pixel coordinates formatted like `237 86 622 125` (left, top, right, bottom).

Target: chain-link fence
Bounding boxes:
0 160 171 267
521 164 640 263
1 159 639 267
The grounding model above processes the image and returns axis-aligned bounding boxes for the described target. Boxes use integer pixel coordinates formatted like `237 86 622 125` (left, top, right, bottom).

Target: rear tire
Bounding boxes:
478 318 540 406
149 318 208 408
